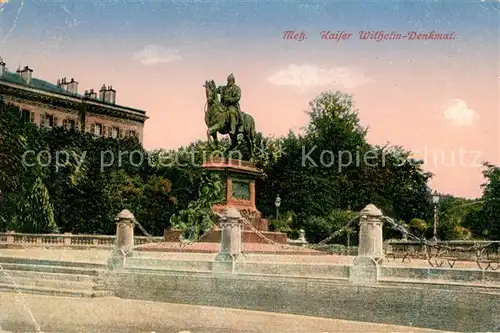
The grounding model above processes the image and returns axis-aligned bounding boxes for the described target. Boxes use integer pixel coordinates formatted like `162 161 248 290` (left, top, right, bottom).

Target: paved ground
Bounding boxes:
0 247 483 269
0 292 451 333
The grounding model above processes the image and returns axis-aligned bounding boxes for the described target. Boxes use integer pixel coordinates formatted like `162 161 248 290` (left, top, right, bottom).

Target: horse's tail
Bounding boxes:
242 112 256 140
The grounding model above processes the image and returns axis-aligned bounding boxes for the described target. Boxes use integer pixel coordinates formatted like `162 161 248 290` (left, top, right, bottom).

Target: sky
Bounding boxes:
0 0 498 198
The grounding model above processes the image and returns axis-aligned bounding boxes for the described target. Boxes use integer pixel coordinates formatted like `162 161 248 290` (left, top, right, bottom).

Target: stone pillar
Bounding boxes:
350 204 384 285
63 233 72 246
108 209 135 270
213 207 243 273
357 204 384 259
298 229 307 247
115 209 135 253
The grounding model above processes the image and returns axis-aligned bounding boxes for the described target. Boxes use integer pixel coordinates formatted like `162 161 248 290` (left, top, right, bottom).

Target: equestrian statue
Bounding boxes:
204 73 256 159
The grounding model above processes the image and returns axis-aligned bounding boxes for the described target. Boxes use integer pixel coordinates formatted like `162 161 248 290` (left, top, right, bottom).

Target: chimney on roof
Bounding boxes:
67 77 78 94
103 85 116 104
20 65 33 85
58 77 69 91
99 84 106 101
0 57 5 77
88 88 97 99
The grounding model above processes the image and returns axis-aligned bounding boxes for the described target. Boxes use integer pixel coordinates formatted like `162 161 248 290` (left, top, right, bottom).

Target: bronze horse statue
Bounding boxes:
204 79 256 158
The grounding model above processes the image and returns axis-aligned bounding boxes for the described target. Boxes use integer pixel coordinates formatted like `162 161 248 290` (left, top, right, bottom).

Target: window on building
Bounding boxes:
90 123 103 136
109 127 119 139
40 113 57 128
127 130 137 138
21 109 35 123
62 119 77 130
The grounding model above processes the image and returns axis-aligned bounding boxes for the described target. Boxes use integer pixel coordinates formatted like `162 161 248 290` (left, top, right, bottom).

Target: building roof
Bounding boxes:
0 70 77 96
0 67 147 116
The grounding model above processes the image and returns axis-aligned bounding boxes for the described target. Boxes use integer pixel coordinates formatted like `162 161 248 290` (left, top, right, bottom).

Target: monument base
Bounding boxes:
164 158 288 244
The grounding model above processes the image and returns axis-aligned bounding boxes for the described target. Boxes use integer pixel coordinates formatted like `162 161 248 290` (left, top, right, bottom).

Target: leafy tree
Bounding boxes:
472 162 500 239
18 176 58 233
0 103 29 228
135 174 178 235
303 209 359 244
258 91 433 242
435 194 480 240
407 218 429 238
268 211 297 238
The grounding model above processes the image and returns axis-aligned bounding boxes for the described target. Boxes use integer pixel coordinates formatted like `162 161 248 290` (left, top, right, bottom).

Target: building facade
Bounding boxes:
0 59 148 142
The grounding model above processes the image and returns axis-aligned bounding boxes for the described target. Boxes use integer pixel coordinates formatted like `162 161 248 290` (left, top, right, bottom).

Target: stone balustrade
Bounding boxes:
0 231 162 249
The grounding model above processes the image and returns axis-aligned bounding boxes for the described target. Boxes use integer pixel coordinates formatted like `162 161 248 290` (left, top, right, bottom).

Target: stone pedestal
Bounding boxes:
165 157 288 245
213 207 243 273
164 158 288 245
202 158 262 214
350 204 384 284
108 209 135 270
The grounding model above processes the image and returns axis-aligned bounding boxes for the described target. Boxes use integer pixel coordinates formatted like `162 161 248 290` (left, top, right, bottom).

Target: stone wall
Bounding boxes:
380 266 500 284
102 269 500 332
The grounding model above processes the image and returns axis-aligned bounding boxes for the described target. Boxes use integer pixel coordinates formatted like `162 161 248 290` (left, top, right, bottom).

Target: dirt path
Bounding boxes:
0 292 451 333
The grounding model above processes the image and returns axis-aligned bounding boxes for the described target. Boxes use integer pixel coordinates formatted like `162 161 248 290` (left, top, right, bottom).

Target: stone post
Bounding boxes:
108 209 135 270
63 233 72 246
357 204 384 259
213 207 243 273
115 209 135 253
6 231 15 245
298 229 307 247
350 204 384 285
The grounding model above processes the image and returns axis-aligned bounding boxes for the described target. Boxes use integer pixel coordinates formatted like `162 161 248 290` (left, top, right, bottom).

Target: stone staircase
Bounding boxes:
0 256 112 298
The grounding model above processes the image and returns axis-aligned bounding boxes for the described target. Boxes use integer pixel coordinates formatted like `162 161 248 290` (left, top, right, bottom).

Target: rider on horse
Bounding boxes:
216 73 241 135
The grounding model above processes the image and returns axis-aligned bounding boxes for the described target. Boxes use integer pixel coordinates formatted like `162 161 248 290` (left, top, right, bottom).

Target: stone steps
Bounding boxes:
0 274 96 290
0 256 105 269
0 262 100 276
0 282 113 298
379 278 500 294
0 269 95 282
0 257 111 298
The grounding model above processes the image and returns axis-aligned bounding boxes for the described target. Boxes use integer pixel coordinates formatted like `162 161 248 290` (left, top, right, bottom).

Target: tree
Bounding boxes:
258 91 433 242
18 176 58 233
258 92 370 223
0 102 28 228
303 209 358 244
434 194 479 240
474 162 500 239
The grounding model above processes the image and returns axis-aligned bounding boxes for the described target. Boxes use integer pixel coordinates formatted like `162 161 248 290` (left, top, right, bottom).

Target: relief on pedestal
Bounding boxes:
231 179 251 201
